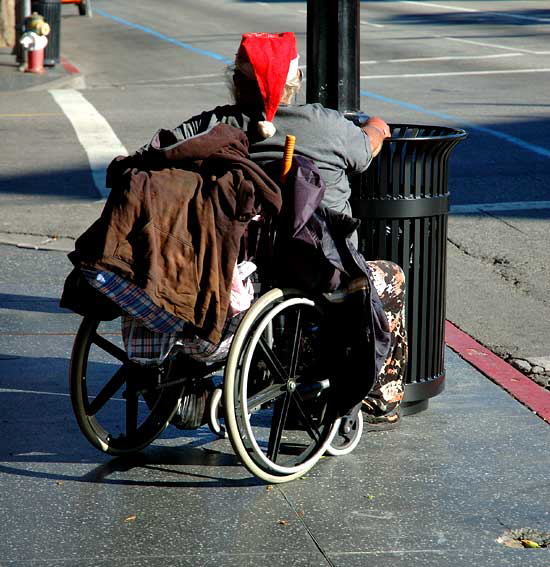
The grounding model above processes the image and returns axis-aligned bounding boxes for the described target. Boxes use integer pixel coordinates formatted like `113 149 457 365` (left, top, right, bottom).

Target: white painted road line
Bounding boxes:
360 67 550 80
50 89 127 199
444 36 549 55
451 201 550 215
387 53 523 63
360 53 523 65
401 0 550 23
0 388 132 403
0 388 71 398
360 20 385 28
401 1 477 13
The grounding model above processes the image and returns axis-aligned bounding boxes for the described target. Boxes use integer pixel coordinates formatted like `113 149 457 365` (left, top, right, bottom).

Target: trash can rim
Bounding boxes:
343 113 468 142
387 123 468 142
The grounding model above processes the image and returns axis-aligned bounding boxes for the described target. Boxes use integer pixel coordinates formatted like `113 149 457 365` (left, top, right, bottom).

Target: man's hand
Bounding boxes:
361 116 391 157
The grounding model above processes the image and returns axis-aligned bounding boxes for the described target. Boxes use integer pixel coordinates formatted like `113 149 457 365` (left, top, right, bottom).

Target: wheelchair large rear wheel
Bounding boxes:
224 288 340 483
69 317 183 455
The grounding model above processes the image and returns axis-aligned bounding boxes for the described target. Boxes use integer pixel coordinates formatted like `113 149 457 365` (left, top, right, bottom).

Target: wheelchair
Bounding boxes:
68 140 365 484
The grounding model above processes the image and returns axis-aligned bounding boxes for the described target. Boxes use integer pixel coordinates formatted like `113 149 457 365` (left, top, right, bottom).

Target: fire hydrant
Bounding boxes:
20 13 51 74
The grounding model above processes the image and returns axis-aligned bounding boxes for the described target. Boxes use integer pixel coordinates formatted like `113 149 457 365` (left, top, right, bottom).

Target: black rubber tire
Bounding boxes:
224 288 340 483
69 317 182 455
326 410 363 456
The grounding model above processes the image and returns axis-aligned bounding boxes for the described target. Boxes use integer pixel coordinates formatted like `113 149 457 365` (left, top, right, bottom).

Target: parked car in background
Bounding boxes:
61 0 91 17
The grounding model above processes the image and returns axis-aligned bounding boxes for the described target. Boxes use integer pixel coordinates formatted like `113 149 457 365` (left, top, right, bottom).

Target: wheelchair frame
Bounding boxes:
68 142 365 483
69 282 364 483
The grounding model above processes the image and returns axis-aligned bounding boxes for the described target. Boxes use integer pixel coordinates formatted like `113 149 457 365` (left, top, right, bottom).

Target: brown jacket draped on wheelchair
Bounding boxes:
62 122 390 417
62 124 282 344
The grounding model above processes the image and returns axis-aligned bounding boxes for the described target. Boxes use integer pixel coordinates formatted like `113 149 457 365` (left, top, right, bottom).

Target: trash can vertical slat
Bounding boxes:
410 216 421 392
435 214 447 376
391 218 398 261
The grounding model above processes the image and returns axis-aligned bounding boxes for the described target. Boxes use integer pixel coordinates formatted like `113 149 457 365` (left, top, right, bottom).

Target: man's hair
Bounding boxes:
227 65 302 109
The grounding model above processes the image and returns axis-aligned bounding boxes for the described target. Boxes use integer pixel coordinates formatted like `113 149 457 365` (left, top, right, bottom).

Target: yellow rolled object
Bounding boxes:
280 135 296 184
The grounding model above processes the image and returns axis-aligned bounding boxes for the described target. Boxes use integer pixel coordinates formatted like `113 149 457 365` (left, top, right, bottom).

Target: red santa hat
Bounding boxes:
236 32 299 138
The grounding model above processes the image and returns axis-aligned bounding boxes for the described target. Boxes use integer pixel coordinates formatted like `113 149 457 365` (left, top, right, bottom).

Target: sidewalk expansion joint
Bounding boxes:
0 232 74 252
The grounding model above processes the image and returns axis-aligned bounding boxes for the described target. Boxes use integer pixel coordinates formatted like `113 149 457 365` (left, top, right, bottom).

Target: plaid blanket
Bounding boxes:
82 268 243 364
120 313 243 365
82 269 185 333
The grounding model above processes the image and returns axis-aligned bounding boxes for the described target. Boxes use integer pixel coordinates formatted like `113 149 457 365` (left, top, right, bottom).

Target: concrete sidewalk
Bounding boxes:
0 47 82 92
1 242 550 566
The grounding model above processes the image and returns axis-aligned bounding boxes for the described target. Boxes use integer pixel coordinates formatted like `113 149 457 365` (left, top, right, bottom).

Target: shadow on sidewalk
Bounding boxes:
0 356 262 487
0 293 67 313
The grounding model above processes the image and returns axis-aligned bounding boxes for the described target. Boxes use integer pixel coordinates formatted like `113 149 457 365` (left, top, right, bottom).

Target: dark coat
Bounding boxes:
273 156 391 414
64 124 282 344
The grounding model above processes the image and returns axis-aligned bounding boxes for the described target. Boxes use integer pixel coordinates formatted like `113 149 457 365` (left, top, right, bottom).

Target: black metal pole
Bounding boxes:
306 0 360 112
15 0 32 66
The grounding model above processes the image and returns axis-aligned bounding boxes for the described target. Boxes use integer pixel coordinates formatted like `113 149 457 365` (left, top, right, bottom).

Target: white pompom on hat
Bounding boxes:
236 32 299 138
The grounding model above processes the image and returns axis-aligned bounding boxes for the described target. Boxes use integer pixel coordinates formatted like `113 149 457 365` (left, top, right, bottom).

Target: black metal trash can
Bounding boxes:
350 123 467 415
31 0 61 66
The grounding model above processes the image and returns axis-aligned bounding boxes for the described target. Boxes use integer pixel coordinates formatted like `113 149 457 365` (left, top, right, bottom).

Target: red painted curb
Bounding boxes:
60 56 80 75
445 321 550 424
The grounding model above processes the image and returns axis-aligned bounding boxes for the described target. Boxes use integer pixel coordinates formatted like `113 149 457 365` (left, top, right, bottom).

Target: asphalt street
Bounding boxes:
1 1 549 374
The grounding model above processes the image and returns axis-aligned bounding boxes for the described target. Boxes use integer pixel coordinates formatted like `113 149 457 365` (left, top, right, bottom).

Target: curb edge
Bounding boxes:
445 320 550 424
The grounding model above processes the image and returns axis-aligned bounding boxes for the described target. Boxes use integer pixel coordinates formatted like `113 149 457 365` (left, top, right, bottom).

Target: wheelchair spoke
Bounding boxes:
289 310 302 378
258 336 290 383
247 382 286 411
92 332 128 363
225 291 339 482
291 393 321 443
87 366 127 415
267 392 292 462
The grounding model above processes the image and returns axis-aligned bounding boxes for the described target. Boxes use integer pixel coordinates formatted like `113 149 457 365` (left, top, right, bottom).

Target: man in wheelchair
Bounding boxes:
113 32 407 429
61 32 407 482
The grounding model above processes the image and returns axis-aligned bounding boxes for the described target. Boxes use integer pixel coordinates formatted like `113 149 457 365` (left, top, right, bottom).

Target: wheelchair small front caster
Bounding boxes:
325 407 364 456
208 387 227 439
